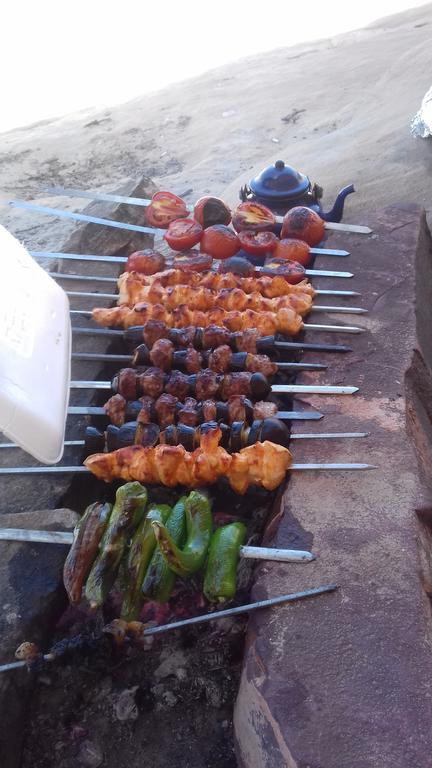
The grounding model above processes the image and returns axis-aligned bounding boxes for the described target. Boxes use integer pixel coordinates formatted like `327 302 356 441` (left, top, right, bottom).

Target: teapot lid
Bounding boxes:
249 160 310 199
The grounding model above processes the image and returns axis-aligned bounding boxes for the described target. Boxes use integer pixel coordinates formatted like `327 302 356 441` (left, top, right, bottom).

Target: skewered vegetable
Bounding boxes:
193 196 231 228
84 416 290 456
84 426 292 493
199 224 240 259
164 218 203 250
203 522 247 602
144 191 188 227
273 238 312 266
85 483 148 609
141 497 187 603
125 249 165 275
232 202 276 233
63 501 112 605
152 490 212 577
121 503 171 621
281 206 326 246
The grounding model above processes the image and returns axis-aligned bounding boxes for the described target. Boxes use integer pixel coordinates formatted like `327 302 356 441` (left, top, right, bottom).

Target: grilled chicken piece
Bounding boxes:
84 427 291 493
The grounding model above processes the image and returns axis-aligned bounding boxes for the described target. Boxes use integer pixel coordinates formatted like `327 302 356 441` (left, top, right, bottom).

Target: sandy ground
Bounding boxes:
0 4 431 251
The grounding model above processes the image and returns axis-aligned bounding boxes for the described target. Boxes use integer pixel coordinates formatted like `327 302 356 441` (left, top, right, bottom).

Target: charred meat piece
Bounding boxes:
149 338 174 371
177 397 200 426
154 393 179 429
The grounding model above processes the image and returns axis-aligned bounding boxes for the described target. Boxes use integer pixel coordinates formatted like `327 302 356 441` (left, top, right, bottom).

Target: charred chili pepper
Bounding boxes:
121 503 172 621
141 496 187 603
203 522 247 602
152 490 212 578
85 482 148 609
63 501 113 605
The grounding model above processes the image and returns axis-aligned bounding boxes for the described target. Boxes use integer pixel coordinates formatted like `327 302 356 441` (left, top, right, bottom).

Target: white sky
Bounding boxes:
0 0 428 133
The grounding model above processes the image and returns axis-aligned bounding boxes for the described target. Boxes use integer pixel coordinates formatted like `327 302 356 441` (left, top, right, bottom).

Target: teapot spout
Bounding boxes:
321 184 355 222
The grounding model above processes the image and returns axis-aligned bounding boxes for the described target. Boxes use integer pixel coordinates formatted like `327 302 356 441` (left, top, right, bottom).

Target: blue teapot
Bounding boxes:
239 160 354 222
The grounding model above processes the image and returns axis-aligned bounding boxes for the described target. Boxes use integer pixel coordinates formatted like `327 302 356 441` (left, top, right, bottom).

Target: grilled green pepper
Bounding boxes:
142 496 187 603
121 503 171 621
85 482 148 609
152 490 212 578
203 522 247 602
63 501 113 605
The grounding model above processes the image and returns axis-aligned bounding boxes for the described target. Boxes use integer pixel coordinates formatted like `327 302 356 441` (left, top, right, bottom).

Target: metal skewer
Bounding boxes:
0 584 338 674
31 250 354 276
69 310 364 334
0 527 315 563
71 351 329 371
44 185 372 234
66 406 324 420
65 291 367 315
49 271 361 296
0 463 376 475
71 327 353 353
4 202 350 256
69 380 359 395
0 432 369 451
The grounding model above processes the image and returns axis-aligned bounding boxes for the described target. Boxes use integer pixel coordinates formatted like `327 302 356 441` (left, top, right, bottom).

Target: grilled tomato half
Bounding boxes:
164 218 203 250
280 206 325 246
145 191 189 228
232 202 276 233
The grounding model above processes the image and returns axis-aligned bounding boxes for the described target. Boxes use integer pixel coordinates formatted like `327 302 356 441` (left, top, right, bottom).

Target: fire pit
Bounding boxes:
1 176 408 768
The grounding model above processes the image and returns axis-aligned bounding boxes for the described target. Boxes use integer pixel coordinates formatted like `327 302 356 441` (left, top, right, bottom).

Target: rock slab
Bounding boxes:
0 508 78 768
234 205 432 768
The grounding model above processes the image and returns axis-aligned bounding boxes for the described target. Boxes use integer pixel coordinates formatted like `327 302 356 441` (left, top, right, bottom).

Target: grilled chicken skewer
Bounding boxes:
70 368 358 399
109 271 365 315
43 185 372 234
50 270 360 296
68 291 365 315
79 304 363 335
73 322 353 354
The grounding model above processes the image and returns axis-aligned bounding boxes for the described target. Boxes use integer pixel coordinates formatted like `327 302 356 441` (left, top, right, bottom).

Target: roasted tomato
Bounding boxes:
145 191 189 228
194 196 232 228
232 202 276 233
200 225 240 260
218 256 255 277
281 206 325 246
173 250 213 272
262 256 306 284
126 249 165 275
164 218 203 251
273 238 311 266
238 230 278 256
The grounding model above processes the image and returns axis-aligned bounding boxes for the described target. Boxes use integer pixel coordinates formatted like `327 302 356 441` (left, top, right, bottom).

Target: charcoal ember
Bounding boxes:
113 686 139 722
77 739 104 768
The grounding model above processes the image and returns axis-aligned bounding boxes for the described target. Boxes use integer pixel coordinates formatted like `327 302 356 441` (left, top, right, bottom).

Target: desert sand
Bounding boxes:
0 4 431 250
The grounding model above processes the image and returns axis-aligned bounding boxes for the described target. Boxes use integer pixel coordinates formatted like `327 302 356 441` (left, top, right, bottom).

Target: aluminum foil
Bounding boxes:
411 86 432 138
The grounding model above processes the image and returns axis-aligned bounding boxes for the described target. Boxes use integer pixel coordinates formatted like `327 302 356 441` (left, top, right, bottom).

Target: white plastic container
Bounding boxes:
0 224 71 463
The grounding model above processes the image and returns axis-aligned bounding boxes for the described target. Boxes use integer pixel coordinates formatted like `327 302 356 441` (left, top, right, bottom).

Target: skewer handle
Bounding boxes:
240 545 314 562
